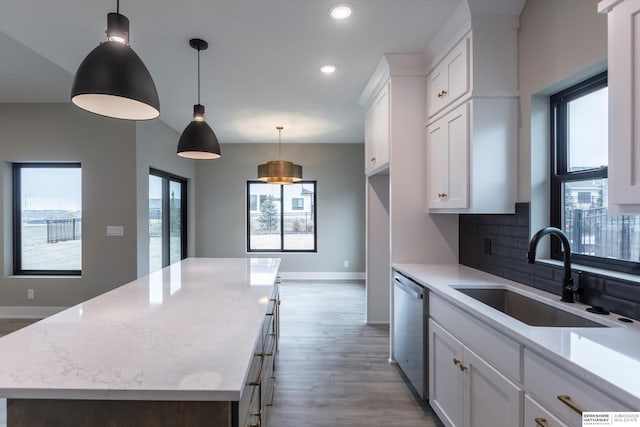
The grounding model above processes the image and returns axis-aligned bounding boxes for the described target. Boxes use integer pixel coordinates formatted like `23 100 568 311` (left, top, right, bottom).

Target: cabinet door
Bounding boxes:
364 82 390 175
427 103 469 210
429 319 465 427
374 82 390 167
464 346 522 427
427 37 469 118
427 67 447 117
606 0 640 212
445 37 470 108
524 395 568 427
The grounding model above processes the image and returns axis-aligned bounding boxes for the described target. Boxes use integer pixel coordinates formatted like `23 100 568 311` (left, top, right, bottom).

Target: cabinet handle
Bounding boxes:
438 192 448 198
557 395 584 415
458 363 468 372
437 89 448 98
534 418 548 427
370 156 376 162
453 358 461 366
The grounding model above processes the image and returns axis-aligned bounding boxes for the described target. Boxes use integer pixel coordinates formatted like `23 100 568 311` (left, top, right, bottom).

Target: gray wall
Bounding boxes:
0 103 138 307
195 143 365 275
135 120 196 277
518 0 607 212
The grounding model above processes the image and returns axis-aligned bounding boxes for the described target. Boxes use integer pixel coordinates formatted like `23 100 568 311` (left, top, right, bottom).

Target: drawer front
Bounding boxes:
524 350 631 427
524 394 568 427
430 294 521 382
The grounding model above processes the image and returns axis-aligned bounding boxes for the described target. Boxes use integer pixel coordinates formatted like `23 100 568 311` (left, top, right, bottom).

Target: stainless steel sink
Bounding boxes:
454 287 607 327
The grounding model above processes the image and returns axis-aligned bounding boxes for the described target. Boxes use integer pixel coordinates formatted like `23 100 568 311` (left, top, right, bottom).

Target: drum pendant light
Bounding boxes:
257 126 303 185
177 38 222 159
71 0 160 120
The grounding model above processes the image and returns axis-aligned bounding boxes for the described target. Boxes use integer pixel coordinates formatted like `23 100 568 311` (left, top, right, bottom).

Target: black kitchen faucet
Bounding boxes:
527 226 578 303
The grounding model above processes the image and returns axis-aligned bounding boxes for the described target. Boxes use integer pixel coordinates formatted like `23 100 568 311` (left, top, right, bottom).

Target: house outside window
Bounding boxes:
247 181 317 252
13 163 82 275
550 71 640 272
292 198 304 210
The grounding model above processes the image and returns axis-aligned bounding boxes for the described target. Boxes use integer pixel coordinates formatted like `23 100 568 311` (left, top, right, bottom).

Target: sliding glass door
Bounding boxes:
149 169 187 273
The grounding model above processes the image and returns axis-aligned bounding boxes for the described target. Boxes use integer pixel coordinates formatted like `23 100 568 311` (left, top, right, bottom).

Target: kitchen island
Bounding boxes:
0 257 281 427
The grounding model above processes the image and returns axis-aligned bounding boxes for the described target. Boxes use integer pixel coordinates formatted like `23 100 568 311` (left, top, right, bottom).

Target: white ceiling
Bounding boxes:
0 0 468 143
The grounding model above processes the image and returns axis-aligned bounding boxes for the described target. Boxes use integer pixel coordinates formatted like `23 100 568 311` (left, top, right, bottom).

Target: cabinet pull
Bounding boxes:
453 358 461 366
370 156 376 162
458 363 468 372
438 192 448 198
557 395 583 415
534 418 548 427
437 89 448 98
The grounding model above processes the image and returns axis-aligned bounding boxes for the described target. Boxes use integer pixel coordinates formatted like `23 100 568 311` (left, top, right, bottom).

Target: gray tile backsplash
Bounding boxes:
459 203 640 321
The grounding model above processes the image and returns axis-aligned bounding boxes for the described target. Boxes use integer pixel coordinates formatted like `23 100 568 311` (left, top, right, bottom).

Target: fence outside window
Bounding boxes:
46 218 82 243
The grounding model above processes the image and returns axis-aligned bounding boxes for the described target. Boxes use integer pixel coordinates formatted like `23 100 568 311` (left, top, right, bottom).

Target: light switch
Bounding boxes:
106 226 124 236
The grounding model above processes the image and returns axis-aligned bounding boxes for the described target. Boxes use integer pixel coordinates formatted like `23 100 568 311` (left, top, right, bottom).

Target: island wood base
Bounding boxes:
8 399 237 427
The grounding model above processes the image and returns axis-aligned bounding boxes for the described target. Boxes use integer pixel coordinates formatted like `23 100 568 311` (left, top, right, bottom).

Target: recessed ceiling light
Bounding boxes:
321 65 337 74
330 4 352 20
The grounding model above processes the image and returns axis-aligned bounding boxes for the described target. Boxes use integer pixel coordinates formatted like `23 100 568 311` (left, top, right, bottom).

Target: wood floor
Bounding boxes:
269 280 442 427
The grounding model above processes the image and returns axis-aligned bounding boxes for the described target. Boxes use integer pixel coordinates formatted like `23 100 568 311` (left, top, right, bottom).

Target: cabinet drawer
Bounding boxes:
524 350 630 427
430 294 521 382
524 394 568 427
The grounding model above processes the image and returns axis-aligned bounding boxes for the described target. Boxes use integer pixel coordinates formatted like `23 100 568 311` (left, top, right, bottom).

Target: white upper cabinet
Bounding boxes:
425 23 518 214
427 37 470 118
427 103 469 209
364 81 390 176
599 0 640 214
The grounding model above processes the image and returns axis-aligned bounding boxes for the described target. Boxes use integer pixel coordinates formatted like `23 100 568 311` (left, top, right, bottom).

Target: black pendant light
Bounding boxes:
71 0 160 120
258 126 303 185
177 38 222 160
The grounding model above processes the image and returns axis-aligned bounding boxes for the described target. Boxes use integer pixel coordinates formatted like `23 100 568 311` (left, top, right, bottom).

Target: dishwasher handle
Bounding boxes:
393 275 424 299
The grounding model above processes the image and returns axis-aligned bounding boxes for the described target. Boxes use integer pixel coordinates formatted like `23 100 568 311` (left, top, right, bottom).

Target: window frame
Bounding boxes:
246 180 317 253
149 168 188 268
550 71 640 273
13 162 82 276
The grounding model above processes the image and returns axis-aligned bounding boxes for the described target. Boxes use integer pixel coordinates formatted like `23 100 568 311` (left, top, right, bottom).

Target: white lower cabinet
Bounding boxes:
524 349 631 427
524 394 568 427
429 319 522 427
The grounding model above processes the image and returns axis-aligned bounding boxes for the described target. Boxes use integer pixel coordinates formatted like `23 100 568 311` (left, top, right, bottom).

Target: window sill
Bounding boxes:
535 258 640 285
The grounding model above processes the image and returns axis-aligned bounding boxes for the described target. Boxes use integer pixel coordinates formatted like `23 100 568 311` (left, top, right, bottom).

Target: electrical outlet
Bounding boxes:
27 289 35 300
343 260 349 268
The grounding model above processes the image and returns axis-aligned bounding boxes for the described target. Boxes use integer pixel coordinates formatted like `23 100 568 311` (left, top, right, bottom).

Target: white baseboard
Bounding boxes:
278 271 365 281
0 306 66 319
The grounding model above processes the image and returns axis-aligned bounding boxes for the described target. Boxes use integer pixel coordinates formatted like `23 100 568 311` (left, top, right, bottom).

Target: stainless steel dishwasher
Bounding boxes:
392 271 428 400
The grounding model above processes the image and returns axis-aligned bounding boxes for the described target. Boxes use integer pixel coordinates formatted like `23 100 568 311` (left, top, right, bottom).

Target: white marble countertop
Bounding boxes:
0 257 280 401
393 263 640 410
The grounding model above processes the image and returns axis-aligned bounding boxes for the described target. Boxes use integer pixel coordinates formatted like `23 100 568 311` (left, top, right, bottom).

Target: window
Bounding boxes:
577 191 592 205
292 198 304 210
149 169 188 273
551 71 640 272
13 163 82 275
247 181 317 252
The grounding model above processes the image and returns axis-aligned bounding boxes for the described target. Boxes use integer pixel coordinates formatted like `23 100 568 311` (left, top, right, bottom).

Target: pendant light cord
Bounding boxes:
197 48 201 105
278 127 282 159
116 0 119 13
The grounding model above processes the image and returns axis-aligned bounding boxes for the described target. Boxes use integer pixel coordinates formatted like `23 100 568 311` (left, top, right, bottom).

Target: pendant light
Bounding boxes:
71 0 160 120
258 126 303 185
177 38 222 160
